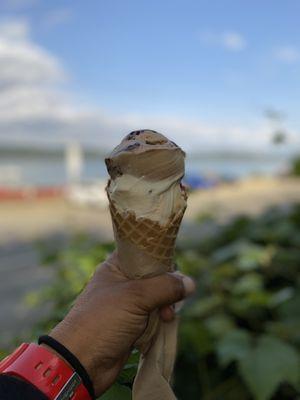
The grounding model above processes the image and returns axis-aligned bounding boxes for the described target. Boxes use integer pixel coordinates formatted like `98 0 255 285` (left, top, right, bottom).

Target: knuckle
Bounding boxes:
124 280 144 301
124 280 150 312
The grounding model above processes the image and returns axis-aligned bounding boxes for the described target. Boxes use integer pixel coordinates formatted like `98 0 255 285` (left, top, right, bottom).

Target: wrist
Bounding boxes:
38 335 95 399
49 325 117 396
0 342 92 400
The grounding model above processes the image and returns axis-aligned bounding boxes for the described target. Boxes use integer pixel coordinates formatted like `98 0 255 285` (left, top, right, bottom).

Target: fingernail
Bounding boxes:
182 275 196 296
174 300 185 313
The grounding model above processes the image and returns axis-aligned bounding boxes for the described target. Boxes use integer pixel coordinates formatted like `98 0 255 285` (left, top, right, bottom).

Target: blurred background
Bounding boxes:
0 1 300 399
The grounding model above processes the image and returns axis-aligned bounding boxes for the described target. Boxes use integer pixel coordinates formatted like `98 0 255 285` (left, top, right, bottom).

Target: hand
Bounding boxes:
50 251 195 396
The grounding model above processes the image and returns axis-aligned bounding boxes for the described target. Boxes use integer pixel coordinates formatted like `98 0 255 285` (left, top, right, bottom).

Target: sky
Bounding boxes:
0 0 299 151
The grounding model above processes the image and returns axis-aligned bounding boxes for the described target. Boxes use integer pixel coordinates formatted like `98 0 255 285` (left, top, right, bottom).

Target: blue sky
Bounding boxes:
0 0 299 150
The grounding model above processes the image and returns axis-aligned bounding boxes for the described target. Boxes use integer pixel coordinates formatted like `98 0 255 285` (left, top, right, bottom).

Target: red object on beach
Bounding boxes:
0 186 65 201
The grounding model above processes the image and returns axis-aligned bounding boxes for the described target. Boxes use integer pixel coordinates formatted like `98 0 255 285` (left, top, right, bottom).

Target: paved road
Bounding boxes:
0 242 54 348
0 230 112 349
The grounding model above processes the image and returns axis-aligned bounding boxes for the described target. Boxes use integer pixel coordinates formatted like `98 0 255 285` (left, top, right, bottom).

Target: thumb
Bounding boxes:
136 272 195 312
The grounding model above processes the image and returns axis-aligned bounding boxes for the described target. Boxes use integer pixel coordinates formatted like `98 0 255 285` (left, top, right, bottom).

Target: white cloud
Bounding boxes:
120 114 284 151
0 19 64 86
274 46 300 63
0 20 127 147
222 32 247 51
0 19 298 152
200 30 247 51
0 19 29 41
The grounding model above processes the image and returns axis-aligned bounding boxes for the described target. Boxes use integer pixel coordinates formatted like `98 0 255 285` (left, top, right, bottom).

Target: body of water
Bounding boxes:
0 152 291 186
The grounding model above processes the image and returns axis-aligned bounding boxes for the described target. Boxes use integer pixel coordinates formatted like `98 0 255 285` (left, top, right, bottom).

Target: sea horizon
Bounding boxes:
0 142 295 187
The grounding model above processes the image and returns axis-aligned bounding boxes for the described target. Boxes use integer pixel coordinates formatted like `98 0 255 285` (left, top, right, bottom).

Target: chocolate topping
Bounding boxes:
105 130 185 181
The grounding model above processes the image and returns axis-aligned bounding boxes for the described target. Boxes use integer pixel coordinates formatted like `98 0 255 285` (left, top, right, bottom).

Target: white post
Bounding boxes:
65 142 83 185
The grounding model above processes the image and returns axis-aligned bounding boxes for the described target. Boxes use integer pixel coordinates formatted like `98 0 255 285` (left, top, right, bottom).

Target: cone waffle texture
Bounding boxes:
108 196 186 268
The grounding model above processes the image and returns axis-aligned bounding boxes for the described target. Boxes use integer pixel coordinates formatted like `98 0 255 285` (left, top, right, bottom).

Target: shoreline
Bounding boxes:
0 176 299 245
186 176 300 221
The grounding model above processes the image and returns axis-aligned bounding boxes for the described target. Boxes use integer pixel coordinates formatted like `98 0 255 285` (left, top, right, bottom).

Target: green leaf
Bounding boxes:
268 287 294 308
204 313 235 338
246 290 272 307
217 329 251 366
118 364 137 385
212 263 238 280
266 320 300 343
126 349 139 365
278 291 300 321
176 250 208 278
0 349 9 359
99 383 131 400
212 240 251 264
232 273 263 295
239 335 300 400
118 354 139 385
179 320 214 356
186 295 223 318
229 291 271 316
237 245 270 271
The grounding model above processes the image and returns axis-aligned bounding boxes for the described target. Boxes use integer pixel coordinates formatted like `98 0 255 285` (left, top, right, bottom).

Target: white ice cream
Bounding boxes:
106 129 187 225
107 172 186 224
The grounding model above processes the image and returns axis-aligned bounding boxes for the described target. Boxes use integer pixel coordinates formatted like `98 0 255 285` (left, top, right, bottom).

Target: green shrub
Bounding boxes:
2 204 300 399
175 203 300 400
291 156 300 176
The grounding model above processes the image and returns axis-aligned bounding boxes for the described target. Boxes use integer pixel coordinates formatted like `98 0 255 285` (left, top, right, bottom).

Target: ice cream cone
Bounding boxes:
105 129 187 399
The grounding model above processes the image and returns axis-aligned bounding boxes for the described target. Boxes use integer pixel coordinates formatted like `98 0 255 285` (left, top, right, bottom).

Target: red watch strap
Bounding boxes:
0 343 91 400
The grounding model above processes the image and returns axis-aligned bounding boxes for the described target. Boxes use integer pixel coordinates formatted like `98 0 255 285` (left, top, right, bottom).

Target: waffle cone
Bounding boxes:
108 194 186 273
108 192 186 356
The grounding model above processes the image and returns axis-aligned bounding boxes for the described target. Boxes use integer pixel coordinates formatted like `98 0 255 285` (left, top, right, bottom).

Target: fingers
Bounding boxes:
136 272 195 312
103 252 196 314
159 305 175 322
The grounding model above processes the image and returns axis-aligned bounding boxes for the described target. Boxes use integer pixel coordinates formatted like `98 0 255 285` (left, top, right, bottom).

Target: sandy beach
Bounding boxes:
0 177 299 245
185 176 300 221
